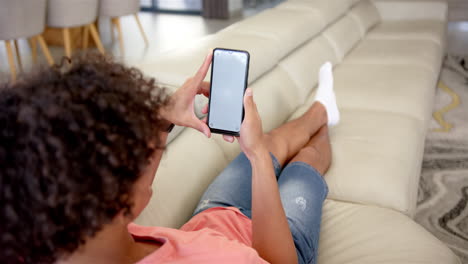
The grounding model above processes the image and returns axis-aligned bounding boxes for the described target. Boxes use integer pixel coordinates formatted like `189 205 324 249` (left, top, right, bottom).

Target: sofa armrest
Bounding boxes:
372 0 448 21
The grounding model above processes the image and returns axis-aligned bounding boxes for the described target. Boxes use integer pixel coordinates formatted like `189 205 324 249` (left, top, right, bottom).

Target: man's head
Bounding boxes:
0 54 169 263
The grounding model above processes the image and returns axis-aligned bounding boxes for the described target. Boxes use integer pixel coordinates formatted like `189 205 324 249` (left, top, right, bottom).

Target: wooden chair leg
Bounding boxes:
88 24 105 54
37 35 55 66
14 40 23 72
28 37 38 64
110 19 115 43
111 17 124 57
82 25 89 49
63 28 72 58
134 14 149 45
5 41 17 81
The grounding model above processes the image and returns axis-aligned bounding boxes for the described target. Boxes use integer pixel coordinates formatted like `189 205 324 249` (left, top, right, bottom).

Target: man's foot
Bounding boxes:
314 62 340 127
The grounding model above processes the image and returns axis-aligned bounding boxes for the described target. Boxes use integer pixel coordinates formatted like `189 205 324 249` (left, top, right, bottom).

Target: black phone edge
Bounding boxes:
206 47 250 136
210 128 240 137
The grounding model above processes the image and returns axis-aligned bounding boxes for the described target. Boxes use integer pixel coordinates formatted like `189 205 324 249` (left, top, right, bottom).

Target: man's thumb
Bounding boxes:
243 88 253 110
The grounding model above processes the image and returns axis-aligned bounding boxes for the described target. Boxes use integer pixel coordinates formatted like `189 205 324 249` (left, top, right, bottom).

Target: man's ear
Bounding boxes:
115 208 134 226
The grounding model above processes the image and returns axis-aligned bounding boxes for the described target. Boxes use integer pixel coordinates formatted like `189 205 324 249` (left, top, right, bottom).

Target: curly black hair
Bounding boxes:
0 53 169 263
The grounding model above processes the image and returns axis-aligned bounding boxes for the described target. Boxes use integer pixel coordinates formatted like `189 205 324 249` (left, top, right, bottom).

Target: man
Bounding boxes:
0 52 339 264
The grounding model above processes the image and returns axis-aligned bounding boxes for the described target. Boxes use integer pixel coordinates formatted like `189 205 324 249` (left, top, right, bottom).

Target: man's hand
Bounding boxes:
161 51 213 137
237 88 266 159
238 88 298 264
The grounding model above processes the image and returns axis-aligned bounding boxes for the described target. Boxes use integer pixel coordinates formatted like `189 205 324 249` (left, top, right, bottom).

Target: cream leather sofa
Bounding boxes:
135 0 461 263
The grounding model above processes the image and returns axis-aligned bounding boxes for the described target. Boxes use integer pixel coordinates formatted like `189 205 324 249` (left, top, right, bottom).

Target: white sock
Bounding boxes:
314 62 340 126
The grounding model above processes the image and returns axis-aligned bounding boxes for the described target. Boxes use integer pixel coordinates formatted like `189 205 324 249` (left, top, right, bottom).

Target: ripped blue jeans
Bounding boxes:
193 152 328 264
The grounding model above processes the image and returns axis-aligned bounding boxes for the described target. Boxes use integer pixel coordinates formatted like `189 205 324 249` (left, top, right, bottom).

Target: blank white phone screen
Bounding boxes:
209 49 248 133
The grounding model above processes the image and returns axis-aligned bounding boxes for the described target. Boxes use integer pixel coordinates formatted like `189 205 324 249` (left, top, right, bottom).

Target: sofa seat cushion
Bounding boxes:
325 109 425 215
223 8 325 58
343 38 443 74
287 88 426 215
367 20 446 46
136 129 229 228
333 64 437 122
318 200 460 264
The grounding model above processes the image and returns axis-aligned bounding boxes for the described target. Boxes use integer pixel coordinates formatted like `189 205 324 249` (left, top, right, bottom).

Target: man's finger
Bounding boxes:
195 119 211 138
223 135 235 143
198 81 211 97
243 88 254 113
201 104 209 114
194 51 213 84
182 77 193 86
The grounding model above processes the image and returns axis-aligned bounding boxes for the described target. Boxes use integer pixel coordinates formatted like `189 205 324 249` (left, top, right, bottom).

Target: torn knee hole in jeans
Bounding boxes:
295 196 307 211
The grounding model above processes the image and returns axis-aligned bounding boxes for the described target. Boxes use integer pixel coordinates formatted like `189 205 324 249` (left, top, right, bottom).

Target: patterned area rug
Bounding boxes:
415 57 468 263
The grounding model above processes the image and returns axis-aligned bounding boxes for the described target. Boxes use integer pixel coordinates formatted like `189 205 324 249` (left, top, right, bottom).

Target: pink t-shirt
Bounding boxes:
129 207 268 264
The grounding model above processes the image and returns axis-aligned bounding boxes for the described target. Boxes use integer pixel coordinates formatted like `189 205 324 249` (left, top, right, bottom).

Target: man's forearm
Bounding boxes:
249 148 298 264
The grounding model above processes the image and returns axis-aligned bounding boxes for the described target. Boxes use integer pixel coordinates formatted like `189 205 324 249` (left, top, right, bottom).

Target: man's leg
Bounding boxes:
264 61 338 166
287 125 331 175
277 125 331 264
192 104 325 218
193 61 338 218
263 102 326 167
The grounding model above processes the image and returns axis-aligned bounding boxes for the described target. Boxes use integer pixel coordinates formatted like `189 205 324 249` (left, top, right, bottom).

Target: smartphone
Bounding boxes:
207 48 250 136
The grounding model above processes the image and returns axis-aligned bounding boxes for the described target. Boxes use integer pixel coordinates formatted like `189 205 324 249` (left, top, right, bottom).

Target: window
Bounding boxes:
140 0 202 14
